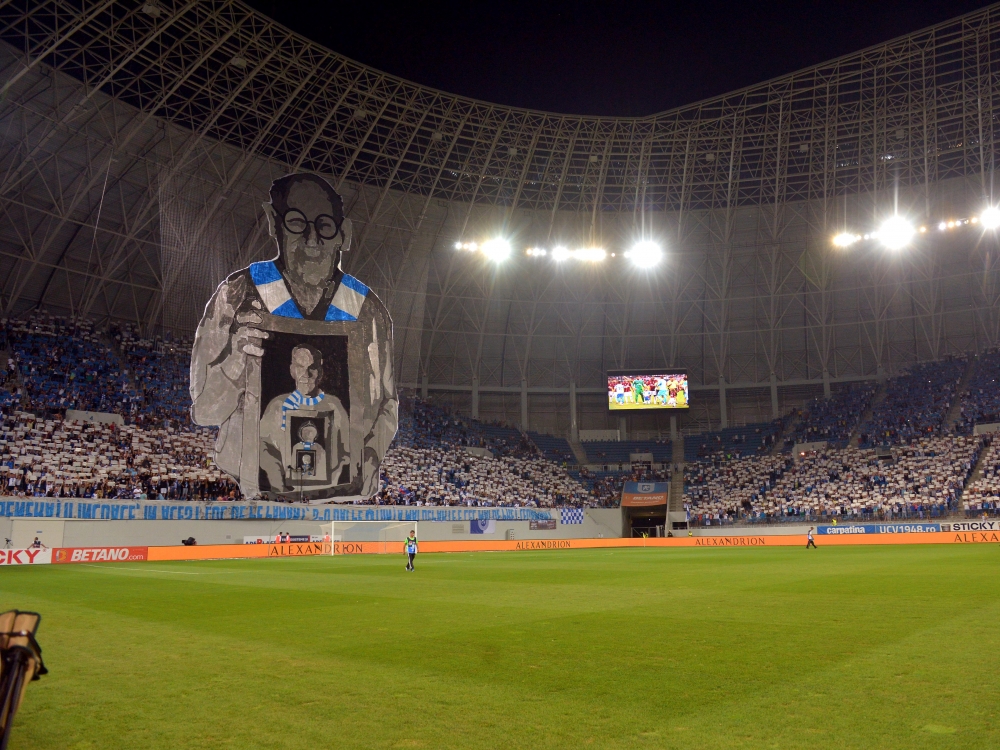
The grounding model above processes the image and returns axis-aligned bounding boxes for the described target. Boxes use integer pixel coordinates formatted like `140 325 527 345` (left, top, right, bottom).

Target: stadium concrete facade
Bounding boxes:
1 0 1000 436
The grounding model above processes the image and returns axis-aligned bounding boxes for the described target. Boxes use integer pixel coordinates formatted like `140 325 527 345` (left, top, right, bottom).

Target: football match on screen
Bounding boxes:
608 372 689 410
2 1 1000 748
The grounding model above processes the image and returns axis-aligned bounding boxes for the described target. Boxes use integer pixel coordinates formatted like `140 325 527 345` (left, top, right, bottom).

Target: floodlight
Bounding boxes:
552 246 570 262
454 241 462 249
877 216 915 250
574 247 606 262
625 240 663 267
980 206 1000 230
832 233 859 248
481 238 511 261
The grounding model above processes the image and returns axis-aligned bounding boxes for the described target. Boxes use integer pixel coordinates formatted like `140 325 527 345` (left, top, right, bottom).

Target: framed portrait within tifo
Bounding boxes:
239 315 367 502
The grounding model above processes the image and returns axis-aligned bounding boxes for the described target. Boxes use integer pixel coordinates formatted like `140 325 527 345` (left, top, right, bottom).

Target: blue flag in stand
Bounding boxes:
470 519 496 534
560 508 584 525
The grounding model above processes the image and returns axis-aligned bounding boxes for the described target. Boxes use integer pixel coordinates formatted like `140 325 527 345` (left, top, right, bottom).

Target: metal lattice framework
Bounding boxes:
1 0 1000 434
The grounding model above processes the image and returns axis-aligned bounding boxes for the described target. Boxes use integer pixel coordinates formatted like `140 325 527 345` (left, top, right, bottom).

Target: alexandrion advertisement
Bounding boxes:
0 527 997 567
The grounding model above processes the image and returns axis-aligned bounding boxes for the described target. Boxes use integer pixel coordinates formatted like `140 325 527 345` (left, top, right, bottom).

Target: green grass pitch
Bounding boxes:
2 545 999 749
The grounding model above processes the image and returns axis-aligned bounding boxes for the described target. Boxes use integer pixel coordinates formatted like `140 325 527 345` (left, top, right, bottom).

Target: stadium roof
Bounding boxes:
2 0 1000 213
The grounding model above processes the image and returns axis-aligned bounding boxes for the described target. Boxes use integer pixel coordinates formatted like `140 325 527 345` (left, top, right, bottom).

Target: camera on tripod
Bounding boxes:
0 610 47 750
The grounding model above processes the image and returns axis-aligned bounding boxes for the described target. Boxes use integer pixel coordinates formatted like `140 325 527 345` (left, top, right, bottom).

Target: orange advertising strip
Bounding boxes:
620 493 667 507
147 542 331 562
98 530 1000 564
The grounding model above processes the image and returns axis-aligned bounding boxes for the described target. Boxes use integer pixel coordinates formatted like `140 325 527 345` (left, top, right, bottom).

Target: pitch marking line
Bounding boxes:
78 565 234 575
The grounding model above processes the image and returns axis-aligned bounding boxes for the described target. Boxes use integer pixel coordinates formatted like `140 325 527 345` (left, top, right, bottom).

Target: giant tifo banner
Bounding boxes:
621 482 668 507
0 499 554 523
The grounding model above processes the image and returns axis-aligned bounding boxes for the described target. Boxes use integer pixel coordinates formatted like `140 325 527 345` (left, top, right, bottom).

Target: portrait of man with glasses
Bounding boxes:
189 173 397 502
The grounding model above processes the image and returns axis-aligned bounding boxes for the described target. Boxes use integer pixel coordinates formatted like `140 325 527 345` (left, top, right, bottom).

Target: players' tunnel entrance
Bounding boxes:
625 507 667 537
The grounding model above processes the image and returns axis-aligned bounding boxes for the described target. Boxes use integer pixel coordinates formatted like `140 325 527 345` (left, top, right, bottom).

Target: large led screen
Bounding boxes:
607 370 689 411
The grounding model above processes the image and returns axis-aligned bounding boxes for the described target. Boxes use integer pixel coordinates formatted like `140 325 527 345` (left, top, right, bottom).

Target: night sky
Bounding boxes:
244 0 987 117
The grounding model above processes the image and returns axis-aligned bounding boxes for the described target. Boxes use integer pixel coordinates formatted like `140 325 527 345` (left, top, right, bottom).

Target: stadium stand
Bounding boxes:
0 409 233 499
580 439 672 464
962 437 1000 517
6 316 135 418
575 466 669 507
4 316 1000 516
955 348 1000 435
683 422 781 462
111 323 194 428
787 383 877 448
858 357 966 447
526 431 576 464
377 397 592 506
686 435 981 525
684 454 792 524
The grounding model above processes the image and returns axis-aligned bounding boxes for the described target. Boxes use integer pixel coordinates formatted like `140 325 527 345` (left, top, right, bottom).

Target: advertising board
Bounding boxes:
621 482 669 507
52 547 148 564
0 549 52 565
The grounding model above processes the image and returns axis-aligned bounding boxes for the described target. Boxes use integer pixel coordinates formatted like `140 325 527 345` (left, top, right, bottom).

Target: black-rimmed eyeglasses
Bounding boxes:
282 209 341 240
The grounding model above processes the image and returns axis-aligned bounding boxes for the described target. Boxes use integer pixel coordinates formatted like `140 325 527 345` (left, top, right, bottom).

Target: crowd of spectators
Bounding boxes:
577 465 669 507
5 316 136 418
0 355 18 411
955 348 1000 435
685 421 781 462
787 382 876 448
961 436 1000 517
0 409 237 500
858 357 966 446
111 322 194 429
377 446 591 507
686 435 981 525
5 315 1000 519
375 397 592 507
684 454 792 525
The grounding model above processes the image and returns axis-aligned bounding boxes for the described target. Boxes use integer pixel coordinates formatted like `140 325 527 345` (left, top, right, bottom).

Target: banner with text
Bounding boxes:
818 523 941 535
0 499 554 523
0 548 51 565
52 547 148 564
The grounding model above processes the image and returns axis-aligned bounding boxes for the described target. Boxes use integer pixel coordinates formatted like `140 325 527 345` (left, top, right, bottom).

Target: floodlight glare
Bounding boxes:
877 216 915 250
552 246 570 262
626 240 664 267
980 206 1000 229
481 237 511 261
832 233 859 248
574 247 606 262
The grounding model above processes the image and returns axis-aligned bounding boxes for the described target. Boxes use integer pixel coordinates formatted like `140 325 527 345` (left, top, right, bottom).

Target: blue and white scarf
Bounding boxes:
249 261 368 321
281 390 325 430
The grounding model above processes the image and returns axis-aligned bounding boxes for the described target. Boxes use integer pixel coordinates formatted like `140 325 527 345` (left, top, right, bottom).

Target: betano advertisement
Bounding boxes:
621 482 669 507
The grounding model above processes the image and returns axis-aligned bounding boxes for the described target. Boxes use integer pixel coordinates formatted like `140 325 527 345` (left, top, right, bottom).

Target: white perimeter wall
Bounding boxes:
0 509 625 548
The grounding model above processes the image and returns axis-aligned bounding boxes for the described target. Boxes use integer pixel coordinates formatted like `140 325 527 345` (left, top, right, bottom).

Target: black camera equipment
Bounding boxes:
0 610 47 750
